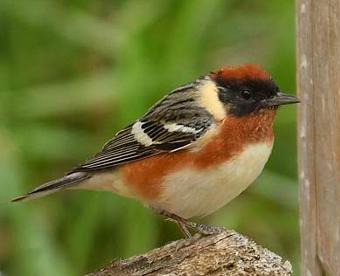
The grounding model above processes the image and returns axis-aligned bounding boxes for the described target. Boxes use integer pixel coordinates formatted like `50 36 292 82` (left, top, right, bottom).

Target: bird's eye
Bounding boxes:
218 86 228 93
241 90 251 100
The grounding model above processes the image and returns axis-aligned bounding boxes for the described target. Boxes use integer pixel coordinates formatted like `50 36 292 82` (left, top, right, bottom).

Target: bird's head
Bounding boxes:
209 64 299 117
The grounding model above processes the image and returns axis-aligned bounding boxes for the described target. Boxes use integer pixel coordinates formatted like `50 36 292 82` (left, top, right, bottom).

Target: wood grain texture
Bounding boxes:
87 231 292 276
297 0 340 275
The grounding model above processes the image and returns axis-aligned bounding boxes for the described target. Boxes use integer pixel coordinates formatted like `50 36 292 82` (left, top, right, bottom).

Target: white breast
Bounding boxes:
153 141 273 219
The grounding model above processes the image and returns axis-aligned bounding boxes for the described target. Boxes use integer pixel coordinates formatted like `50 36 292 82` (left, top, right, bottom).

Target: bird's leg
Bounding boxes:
175 220 192 238
152 207 192 238
152 208 225 238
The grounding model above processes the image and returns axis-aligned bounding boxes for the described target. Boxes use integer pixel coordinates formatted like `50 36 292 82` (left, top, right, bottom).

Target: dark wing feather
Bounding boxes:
72 129 156 171
71 85 213 172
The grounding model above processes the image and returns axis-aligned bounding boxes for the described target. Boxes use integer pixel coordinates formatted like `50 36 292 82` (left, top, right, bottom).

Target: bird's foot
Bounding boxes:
152 208 225 238
187 221 225 235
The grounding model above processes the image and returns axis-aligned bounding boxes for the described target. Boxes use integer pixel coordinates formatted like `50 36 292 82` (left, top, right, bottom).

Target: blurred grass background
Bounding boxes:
0 0 298 275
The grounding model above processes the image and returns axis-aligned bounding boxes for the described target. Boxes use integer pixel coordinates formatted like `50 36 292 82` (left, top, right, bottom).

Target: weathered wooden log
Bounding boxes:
88 230 292 275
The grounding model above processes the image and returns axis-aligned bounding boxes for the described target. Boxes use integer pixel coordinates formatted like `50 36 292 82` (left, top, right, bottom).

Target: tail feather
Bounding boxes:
12 172 91 202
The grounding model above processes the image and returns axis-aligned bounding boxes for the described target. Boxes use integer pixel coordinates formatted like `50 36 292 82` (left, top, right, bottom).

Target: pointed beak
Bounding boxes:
262 92 300 107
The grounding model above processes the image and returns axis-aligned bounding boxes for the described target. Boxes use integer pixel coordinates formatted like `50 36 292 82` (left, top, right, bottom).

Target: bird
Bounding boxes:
12 64 299 237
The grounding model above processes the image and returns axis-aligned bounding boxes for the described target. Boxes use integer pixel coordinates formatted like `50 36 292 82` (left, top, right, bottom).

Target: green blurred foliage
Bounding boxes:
0 0 298 275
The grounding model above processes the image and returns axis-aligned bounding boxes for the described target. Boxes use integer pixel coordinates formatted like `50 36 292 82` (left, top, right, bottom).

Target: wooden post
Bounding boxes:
297 0 340 275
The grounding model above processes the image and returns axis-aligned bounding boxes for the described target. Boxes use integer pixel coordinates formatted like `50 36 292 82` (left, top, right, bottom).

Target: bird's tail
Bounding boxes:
11 172 91 202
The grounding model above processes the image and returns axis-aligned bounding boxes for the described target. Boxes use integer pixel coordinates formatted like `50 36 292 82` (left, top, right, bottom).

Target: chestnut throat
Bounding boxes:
224 109 276 143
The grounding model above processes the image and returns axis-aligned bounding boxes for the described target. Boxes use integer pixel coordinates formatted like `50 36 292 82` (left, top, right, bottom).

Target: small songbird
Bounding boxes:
12 64 299 237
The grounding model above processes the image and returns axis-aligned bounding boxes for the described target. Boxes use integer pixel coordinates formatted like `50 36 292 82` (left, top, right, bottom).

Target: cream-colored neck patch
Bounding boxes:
198 77 226 121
